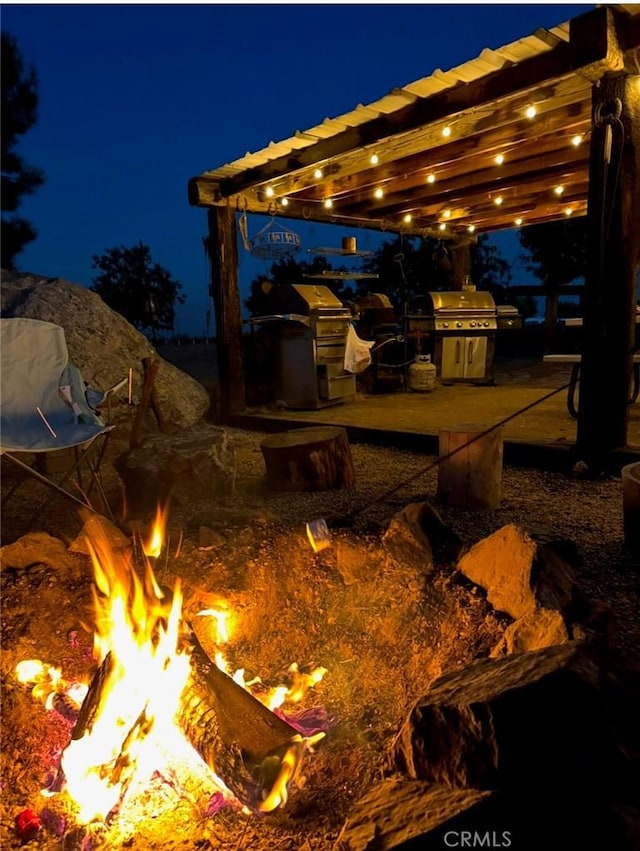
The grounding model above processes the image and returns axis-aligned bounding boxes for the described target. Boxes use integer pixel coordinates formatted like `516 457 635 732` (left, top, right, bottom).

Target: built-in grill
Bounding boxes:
404 291 498 383
251 284 356 409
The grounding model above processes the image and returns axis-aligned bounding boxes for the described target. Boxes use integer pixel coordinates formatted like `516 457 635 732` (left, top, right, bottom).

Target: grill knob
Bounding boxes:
456 321 463 328
484 320 490 327
469 321 476 328
442 321 449 328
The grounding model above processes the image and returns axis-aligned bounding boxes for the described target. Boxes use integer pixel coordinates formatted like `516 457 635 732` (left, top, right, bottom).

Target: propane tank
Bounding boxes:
408 354 437 392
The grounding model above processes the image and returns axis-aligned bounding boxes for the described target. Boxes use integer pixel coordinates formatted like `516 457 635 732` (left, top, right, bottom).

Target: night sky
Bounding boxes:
2 3 593 335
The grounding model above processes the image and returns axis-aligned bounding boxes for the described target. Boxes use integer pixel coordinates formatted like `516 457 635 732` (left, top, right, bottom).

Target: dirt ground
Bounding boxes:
1 419 640 849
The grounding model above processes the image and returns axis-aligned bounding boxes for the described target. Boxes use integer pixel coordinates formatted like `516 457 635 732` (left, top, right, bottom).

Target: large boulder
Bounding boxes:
1 270 210 430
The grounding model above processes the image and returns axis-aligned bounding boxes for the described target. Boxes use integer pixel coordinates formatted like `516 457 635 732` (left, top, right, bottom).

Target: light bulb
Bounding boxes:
442 125 452 138
403 213 412 223
494 195 503 205
426 173 436 184
439 222 447 231
571 135 583 147
281 197 289 207
495 154 504 165
515 217 523 227
525 105 537 119
265 187 274 198
374 187 384 199
564 207 573 216
443 209 451 219
467 224 475 233
314 168 323 179
370 153 379 165
554 185 564 196
323 198 333 209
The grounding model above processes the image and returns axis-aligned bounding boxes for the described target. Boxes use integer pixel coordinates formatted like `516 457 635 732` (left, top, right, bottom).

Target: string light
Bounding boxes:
374 187 384 199
554 185 564 196
323 198 333 209
443 209 452 219
494 195 504 205
442 125 452 138
403 213 412 223
571 135 583 147
564 207 573 216
515 217 523 226
280 197 289 207
525 105 537 119
370 153 379 165
426 173 436 184
439 222 447 231
495 154 505 165
314 168 323 179
265 186 274 198
467 224 476 233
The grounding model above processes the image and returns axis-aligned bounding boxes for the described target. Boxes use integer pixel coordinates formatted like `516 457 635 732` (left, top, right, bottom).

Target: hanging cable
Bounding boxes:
324 379 575 529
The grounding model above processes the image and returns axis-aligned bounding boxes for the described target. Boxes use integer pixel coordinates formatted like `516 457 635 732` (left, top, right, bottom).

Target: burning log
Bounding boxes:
66 633 312 819
182 631 308 812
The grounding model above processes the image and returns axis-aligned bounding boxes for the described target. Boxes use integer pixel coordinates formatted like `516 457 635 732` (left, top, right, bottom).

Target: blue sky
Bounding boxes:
2 3 593 335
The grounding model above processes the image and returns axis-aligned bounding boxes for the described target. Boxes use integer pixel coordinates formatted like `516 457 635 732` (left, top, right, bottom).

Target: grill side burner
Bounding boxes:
404 291 499 384
251 284 356 409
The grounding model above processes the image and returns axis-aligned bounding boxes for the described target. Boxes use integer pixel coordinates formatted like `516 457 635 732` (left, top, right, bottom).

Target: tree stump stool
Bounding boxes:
437 423 503 510
260 426 355 492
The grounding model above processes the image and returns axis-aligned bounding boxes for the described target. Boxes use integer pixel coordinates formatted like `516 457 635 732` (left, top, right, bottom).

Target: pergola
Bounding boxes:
188 5 640 470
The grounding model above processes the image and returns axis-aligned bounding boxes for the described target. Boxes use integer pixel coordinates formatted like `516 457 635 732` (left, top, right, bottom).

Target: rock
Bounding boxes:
335 781 637 851
68 514 132 556
334 779 491 851
390 643 630 797
457 523 575 619
0 531 77 572
382 502 461 573
490 608 569 657
115 425 236 513
0 271 210 430
198 526 226 549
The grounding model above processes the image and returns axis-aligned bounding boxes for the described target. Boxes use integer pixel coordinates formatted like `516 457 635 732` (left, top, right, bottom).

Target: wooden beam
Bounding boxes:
576 72 640 470
206 206 246 419
303 111 590 205
237 76 591 204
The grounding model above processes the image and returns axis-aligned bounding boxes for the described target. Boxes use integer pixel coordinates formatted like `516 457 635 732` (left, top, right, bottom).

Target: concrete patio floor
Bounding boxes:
229 357 640 470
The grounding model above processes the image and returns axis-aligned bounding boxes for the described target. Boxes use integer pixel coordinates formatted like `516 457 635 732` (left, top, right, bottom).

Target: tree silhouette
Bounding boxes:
518 218 588 340
1 32 45 269
91 241 185 342
245 255 357 316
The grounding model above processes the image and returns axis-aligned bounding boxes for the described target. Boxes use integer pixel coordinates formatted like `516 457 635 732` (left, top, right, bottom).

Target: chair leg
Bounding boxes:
2 433 115 528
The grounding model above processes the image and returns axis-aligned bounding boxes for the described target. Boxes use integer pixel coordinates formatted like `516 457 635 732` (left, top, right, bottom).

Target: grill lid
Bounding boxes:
266 284 345 315
427 290 496 313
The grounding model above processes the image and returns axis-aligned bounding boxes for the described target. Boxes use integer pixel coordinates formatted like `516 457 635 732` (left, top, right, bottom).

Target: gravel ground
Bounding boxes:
223 428 640 664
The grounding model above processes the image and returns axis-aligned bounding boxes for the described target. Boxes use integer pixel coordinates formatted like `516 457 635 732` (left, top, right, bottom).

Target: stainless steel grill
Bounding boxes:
251 284 356 409
404 291 498 383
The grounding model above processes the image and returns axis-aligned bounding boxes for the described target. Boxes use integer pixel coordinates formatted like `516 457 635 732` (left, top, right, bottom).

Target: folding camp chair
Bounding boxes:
0 317 125 527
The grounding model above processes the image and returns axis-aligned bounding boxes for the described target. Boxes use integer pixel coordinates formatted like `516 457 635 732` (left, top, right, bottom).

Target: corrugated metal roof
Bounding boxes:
201 21 572 179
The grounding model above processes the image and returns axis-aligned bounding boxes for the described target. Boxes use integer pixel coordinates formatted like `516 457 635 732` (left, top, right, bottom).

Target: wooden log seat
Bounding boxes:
260 426 356 492
436 423 503 511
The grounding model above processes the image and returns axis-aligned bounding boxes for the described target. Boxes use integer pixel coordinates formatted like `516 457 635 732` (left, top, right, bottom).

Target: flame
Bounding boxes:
61 529 196 823
141 502 169 559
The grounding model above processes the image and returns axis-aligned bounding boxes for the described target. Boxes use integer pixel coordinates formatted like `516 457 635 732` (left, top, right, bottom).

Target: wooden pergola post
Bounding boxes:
206 205 246 420
576 70 640 471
